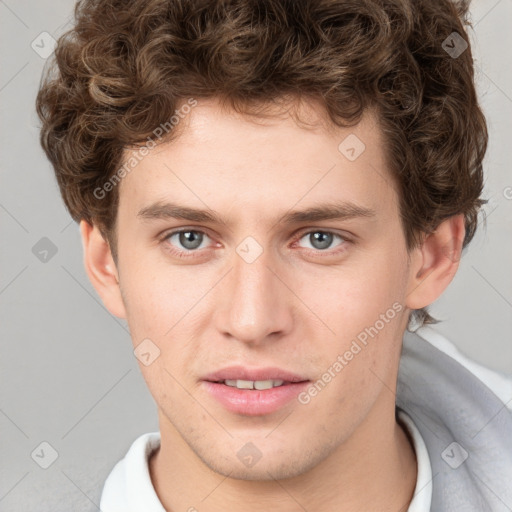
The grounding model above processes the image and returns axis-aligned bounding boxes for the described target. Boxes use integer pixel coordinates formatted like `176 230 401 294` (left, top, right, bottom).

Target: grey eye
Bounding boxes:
169 230 208 251
298 231 343 251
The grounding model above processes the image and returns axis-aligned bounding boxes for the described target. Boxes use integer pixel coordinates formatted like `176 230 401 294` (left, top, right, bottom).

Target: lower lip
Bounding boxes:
202 381 310 416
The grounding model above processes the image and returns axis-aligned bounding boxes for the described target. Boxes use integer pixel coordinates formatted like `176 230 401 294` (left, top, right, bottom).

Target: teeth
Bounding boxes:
224 379 285 390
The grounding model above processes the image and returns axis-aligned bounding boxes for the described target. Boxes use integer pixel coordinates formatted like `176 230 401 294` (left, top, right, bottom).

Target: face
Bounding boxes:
112 97 414 480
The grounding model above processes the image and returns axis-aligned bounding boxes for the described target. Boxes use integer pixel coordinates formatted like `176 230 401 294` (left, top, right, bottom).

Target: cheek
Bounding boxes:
304 255 405 336
119 256 198 340
121 271 197 399
299 246 408 382
121 282 167 341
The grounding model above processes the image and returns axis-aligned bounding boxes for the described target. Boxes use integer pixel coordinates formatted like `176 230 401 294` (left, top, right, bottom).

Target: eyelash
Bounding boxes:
160 228 351 259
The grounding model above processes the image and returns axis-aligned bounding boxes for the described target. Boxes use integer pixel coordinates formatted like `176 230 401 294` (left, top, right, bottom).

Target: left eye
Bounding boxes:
165 230 211 251
297 231 345 251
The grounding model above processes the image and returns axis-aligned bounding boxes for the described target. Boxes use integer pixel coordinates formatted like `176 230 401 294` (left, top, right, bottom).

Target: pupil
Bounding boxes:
311 232 332 250
180 231 202 250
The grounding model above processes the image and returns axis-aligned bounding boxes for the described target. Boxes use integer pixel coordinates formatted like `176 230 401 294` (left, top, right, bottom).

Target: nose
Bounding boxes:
213 243 294 346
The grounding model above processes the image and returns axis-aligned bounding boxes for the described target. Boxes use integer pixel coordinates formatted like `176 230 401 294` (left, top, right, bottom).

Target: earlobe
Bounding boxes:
405 214 465 310
79 219 127 319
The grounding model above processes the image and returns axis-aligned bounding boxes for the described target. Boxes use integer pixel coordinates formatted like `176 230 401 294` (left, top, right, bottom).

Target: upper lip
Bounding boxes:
203 366 309 383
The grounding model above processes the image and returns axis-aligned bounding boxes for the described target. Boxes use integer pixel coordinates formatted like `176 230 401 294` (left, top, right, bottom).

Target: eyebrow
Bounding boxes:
137 200 376 226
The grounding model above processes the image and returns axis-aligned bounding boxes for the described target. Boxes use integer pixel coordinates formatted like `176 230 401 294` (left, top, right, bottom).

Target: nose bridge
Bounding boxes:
215 238 292 344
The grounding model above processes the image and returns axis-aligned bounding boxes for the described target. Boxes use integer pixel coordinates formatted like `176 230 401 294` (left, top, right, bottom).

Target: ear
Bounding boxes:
405 214 465 310
79 219 127 319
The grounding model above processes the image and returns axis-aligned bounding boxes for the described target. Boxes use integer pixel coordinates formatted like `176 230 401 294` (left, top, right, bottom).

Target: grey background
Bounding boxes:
1 0 511 510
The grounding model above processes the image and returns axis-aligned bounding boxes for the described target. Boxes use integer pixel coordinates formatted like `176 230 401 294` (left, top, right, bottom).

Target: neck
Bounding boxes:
149 397 417 511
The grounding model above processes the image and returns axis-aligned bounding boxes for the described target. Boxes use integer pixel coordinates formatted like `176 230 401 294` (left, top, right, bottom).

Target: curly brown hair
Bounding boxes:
36 0 487 328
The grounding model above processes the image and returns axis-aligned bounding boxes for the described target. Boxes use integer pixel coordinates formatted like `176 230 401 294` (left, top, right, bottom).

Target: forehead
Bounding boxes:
117 97 397 222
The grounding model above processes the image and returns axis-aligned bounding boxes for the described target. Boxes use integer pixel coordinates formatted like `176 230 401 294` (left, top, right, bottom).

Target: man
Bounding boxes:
36 0 512 510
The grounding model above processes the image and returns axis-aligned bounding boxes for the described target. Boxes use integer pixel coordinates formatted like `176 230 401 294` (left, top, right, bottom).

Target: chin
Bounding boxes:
198 447 323 482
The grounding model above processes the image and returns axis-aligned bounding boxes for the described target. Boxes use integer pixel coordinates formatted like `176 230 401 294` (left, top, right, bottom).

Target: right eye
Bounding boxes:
161 228 215 258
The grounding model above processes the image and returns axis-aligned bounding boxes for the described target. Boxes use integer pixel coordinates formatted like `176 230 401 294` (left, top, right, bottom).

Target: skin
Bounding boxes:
81 96 465 511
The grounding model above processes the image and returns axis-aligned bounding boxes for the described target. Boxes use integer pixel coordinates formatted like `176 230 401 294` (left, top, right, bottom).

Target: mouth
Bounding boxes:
210 379 290 390
201 366 310 416
203 366 309 384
